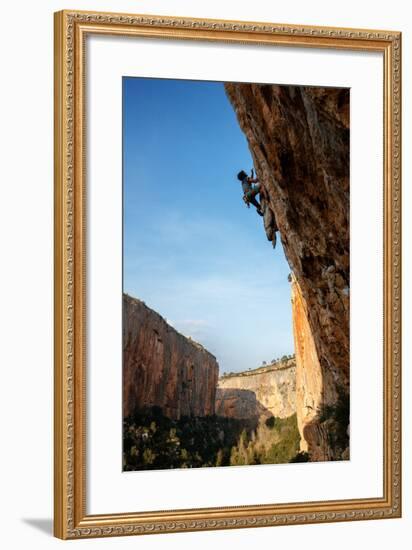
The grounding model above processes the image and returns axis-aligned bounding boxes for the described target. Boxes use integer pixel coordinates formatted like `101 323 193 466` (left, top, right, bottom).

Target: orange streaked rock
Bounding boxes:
123 294 219 420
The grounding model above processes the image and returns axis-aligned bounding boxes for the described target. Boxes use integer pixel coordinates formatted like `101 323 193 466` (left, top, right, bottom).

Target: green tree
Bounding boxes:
230 446 239 466
142 448 156 465
215 449 224 467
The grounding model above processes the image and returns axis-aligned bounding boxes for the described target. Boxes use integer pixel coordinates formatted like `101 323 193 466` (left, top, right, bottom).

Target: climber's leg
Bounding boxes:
247 192 263 216
248 186 260 205
248 195 261 209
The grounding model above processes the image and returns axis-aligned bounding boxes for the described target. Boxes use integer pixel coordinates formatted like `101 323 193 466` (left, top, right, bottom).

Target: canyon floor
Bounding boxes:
123 406 303 471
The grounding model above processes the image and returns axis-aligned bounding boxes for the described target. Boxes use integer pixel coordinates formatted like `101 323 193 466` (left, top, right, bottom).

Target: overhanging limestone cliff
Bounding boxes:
123 294 219 420
225 83 350 459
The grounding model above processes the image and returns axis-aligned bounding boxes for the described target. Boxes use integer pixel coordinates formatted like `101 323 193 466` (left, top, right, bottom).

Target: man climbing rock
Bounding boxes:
237 169 263 216
237 169 279 249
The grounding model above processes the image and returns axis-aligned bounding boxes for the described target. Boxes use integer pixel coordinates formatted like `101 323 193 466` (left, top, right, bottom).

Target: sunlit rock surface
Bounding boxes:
215 359 296 420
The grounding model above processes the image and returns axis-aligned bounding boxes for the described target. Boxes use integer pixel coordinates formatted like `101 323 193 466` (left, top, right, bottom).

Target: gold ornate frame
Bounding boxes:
54 9 402 540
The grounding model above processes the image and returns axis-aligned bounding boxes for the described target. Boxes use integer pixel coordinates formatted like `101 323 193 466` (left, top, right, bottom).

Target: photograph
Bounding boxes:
122 77 350 472
52 8 402 539
0 0 406 543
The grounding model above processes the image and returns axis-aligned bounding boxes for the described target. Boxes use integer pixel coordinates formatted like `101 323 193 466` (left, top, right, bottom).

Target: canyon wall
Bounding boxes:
291 275 337 460
123 294 219 420
215 359 296 420
225 84 350 459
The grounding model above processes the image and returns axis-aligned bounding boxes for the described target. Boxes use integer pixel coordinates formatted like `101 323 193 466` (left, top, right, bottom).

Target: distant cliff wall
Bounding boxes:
215 359 296 420
123 294 219 420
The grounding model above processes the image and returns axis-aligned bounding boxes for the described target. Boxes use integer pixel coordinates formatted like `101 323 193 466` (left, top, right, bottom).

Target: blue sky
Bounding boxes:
123 77 293 373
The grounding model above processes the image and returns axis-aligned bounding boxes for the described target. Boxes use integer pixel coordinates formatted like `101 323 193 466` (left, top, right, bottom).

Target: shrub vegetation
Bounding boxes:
123 407 301 470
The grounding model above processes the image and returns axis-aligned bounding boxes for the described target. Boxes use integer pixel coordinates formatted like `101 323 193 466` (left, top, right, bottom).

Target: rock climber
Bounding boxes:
237 168 279 249
237 169 264 216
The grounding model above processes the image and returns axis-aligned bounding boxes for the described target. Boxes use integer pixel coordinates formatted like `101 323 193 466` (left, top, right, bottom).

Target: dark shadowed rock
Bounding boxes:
215 388 271 421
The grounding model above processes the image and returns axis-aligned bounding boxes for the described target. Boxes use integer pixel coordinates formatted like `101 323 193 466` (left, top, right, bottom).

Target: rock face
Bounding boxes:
123 294 219 420
291 275 335 460
215 388 269 421
215 359 296 420
225 84 350 458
